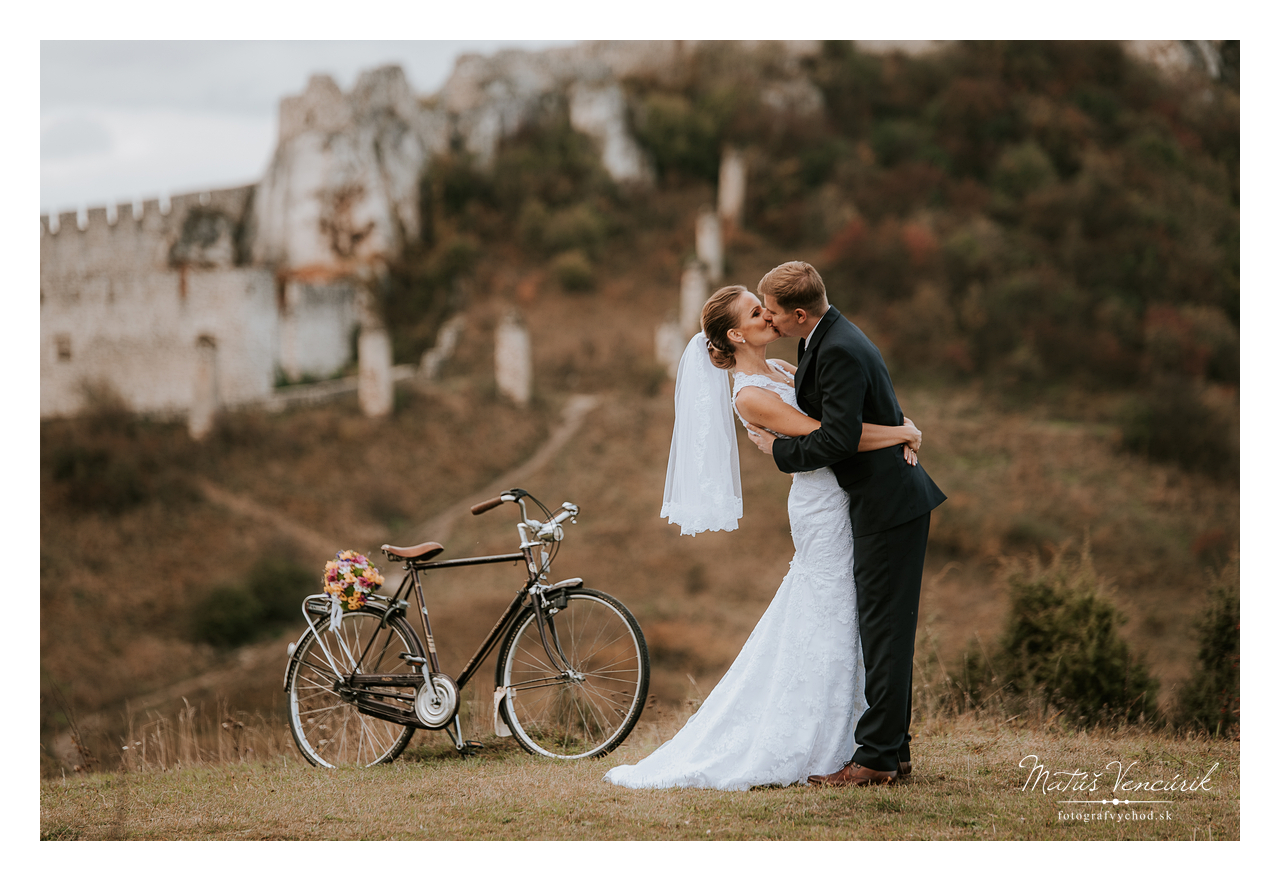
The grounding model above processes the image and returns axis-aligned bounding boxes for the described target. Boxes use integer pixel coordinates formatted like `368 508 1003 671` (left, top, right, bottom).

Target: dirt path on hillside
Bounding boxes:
50 393 602 768
400 392 600 547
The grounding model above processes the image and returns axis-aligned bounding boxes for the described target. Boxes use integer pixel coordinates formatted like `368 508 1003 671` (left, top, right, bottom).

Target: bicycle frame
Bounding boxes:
293 491 582 751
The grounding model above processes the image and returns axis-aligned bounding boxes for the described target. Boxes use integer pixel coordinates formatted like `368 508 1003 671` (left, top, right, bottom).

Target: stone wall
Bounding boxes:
40 184 358 418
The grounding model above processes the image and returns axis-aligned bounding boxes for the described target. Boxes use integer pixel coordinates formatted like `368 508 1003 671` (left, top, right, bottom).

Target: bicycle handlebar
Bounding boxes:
470 496 505 515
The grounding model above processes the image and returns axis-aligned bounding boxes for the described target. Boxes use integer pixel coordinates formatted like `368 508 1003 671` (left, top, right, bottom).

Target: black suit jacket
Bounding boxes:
772 306 945 537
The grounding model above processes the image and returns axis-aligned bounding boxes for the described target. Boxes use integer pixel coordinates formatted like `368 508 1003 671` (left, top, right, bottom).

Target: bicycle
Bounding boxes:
283 488 650 768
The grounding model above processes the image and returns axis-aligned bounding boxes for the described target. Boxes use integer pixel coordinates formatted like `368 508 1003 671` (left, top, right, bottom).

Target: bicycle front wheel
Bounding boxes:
286 606 420 768
496 587 649 759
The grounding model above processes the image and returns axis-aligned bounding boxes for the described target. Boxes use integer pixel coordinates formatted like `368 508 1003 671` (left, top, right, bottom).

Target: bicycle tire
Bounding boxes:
286 604 420 768
495 587 649 759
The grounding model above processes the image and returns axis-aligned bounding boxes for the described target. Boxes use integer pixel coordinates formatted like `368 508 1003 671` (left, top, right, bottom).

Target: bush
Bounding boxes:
1142 304 1239 383
49 445 147 513
632 91 724 184
552 249 595 292
986 542 1160 726
991 141 1059 200
190 557 316 648
1175 563 1239 735
1120 376 1239 479
381 232 480 364
190 584 267 648
43 407 200 515
541 202 608 258
491 116 613 210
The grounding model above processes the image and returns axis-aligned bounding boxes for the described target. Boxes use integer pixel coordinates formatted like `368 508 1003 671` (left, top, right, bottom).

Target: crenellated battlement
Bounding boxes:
41 184 256 238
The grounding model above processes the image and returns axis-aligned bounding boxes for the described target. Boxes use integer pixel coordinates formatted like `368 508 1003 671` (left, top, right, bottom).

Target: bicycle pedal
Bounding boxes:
457 741 486 755
399 653 428 666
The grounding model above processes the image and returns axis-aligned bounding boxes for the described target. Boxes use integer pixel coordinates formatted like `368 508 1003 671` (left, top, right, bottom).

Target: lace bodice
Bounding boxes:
732 362 800 437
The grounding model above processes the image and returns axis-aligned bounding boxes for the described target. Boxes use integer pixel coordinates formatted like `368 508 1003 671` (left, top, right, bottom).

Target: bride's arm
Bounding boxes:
735 390 922 463
864 417 921 453
735 387 820 438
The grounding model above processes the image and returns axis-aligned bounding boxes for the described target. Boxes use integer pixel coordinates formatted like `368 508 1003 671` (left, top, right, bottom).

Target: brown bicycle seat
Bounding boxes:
381 541 445 563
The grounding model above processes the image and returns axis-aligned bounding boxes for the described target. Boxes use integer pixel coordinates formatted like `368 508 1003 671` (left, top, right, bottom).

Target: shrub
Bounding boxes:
552 249 595 292
1142 304 1239 383
428 152 495 218
49 445 147 513
1120 375 1238 479
491 115 613 210
870 119 945 169
991 141 1059 200
381 232 479 364
989 542 1159 726
190 557 315 648
517 199 551 251
1175 563 1239 735
43 408 200 515
632 91 723 184
542 202 608 258
190 583 266 648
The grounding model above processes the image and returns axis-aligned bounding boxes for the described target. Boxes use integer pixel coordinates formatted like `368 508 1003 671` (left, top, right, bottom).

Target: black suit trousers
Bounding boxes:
850 510 931 772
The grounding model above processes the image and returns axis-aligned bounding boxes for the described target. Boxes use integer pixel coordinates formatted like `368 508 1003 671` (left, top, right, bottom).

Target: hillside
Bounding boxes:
40 219 1237 766
40 41 1239 771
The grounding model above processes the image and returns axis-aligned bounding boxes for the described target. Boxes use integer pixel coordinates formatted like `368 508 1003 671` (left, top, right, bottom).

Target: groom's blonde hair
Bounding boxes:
758 261 826 314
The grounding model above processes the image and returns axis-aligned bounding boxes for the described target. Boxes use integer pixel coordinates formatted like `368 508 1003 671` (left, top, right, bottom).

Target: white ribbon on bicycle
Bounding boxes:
493 686 514 737
329 592 345 631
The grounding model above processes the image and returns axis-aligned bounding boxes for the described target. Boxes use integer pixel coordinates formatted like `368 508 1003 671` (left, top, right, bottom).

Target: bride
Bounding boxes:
605 285 921 791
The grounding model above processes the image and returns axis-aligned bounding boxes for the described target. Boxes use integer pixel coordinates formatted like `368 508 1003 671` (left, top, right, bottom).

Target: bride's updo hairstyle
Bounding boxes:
701 285 750 370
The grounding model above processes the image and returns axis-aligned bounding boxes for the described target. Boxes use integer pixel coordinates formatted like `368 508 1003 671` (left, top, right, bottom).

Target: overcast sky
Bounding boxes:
40 40 580 215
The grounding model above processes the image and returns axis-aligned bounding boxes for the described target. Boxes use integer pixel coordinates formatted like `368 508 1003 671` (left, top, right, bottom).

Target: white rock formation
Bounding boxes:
189 336 218 439
252 67 438 270
569 80 654 184
655 319 684 379
695 210 723 284
420 314 467 380
718 147 747 229
358 326 394 417
495 310 532 406
680 260 709 339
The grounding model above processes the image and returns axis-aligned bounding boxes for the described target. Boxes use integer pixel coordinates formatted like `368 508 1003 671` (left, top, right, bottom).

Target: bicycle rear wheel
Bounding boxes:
286 605 420 767
496 587 649 759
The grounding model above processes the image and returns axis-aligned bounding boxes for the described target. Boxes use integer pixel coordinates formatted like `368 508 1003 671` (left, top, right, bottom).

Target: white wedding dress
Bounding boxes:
605 366 867 790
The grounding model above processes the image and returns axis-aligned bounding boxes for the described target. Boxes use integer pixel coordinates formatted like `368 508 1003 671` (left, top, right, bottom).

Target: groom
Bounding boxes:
748 261 946 786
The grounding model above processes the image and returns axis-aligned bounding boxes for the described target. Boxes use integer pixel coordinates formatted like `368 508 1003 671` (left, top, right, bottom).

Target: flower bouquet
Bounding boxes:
322 550 384 627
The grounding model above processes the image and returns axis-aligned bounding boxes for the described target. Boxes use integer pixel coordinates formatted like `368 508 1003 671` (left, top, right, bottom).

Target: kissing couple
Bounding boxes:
606 261 946 790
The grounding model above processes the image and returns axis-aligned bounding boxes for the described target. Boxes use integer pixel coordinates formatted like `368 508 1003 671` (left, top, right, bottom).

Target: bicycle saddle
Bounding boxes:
381 541 445 563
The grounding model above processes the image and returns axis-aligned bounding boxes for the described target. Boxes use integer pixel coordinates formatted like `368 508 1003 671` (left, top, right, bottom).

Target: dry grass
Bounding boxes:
39 704 1238 841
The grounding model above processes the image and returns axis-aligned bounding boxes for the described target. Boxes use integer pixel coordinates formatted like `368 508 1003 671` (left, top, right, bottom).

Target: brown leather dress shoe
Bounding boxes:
807 762 898 787
899 761 912 777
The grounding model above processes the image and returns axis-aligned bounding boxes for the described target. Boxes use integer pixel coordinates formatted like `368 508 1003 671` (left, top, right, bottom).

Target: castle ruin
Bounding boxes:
41 40 1224 423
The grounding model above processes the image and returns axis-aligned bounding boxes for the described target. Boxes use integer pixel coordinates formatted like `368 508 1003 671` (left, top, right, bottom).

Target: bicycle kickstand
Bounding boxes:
450 717 485 758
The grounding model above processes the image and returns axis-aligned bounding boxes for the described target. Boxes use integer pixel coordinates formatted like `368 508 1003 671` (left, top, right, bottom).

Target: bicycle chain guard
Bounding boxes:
415 673 459 729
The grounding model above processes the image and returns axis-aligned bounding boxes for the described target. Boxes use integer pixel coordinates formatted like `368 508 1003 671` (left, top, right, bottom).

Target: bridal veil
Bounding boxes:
660 332 743 535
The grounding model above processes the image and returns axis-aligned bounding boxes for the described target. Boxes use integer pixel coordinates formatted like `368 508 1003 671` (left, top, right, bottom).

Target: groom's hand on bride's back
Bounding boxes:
746 425 775 455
